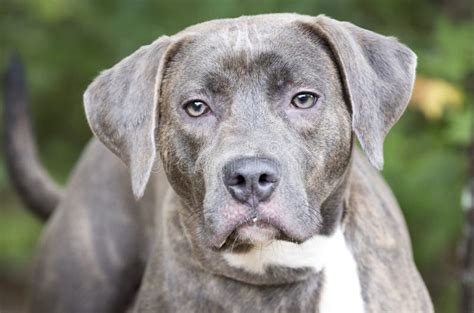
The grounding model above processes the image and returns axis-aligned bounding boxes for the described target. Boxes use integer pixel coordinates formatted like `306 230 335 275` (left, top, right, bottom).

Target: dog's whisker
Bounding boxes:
230 233 240 254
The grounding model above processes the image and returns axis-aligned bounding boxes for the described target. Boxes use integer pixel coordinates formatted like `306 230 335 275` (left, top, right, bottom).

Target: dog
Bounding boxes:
4 13 433 313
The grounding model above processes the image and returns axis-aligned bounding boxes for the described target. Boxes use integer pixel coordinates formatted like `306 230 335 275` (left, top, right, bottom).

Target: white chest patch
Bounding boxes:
222 228 365 313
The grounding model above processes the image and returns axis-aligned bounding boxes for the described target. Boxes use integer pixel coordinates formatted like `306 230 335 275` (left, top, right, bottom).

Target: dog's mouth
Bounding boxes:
214 218 297 252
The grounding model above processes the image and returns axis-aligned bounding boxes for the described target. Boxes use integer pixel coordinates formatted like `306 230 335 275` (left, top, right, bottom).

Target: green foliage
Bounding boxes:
0 192 42 272
1 1 472 312
421 18 474 83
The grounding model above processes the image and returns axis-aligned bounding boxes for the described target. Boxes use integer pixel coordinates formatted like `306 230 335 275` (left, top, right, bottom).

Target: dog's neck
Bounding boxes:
221 226 364 311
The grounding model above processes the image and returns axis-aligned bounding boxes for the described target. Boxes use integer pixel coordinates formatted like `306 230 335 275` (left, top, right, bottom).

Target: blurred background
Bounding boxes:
0 0 473 312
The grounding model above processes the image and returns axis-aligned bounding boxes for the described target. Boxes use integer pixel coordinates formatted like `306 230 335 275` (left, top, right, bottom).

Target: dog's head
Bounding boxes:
84 14 416 283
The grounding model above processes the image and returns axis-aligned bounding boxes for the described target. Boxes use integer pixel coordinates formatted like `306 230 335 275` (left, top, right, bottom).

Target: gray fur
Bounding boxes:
9 13 433 312
311 16 417 169
84 36 172 198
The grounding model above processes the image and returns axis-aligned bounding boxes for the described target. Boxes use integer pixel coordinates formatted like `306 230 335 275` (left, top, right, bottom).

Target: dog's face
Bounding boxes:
84 14 416 283
159 23 352 254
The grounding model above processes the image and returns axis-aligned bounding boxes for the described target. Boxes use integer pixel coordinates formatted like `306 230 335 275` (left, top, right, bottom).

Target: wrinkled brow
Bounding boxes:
202 51 296 96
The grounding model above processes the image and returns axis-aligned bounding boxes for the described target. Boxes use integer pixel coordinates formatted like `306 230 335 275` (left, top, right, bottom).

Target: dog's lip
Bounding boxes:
236 219 277 234
236 220 279 243
211 220 249 249
211 216 304 249
213 219 274 249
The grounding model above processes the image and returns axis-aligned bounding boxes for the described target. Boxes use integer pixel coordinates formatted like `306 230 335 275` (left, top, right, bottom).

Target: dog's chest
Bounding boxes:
223 229 365 313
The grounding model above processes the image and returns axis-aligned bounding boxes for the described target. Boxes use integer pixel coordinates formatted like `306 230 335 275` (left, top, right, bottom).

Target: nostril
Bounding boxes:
258 173 270 185
258 173 277 185
235 175 245 186
229 174 246 186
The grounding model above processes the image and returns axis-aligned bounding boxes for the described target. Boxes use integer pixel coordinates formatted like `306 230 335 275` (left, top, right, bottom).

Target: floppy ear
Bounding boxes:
84 36 172 198
312 15 417 169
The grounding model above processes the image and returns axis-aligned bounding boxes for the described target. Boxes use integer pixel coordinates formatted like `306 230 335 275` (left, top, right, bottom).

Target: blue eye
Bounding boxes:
291 92 319 109
184 100 210 117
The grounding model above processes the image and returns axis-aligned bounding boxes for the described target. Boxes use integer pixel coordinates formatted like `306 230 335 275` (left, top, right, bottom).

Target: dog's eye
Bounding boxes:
291 92 319 109
184 100 210 117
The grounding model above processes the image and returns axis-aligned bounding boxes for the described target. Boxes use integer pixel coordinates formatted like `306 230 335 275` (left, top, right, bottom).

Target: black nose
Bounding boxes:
223 157 280 207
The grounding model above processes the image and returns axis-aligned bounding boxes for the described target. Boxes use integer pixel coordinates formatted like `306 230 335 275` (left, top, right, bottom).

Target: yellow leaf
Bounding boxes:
410 76 464 120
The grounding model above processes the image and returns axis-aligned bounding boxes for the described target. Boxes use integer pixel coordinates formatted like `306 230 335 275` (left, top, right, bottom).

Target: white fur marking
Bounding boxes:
223 229 365 313
223 234 332 273
318 230 365 313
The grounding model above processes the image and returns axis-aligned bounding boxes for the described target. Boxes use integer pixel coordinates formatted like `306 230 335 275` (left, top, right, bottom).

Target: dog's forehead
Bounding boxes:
174 13 318 55
168 14 333 91
178 13 314 37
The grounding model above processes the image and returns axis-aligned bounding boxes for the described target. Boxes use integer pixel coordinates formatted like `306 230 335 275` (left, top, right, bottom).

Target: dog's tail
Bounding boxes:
3 54 62 220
